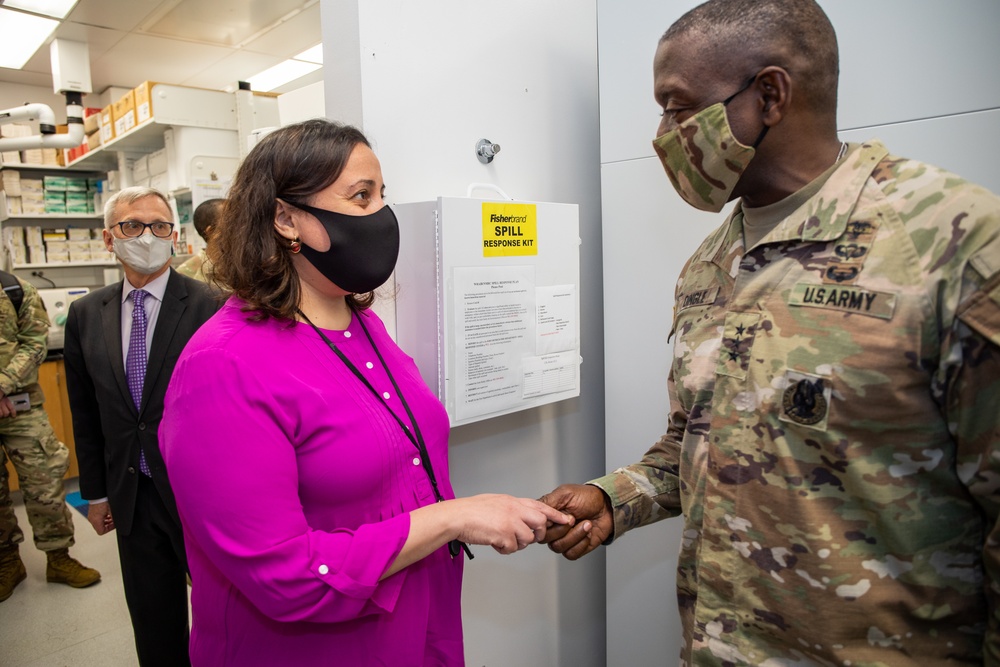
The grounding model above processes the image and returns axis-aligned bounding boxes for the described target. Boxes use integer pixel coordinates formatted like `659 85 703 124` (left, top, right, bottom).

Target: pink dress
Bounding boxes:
160 297 464 666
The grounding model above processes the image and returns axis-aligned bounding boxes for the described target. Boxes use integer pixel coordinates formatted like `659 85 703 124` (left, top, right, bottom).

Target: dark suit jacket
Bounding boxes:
64 269 219 535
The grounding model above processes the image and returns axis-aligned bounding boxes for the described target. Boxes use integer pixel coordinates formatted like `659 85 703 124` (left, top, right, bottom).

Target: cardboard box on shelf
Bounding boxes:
99 106 115 144
21 149 43 165
86 132 102 151
112 91 136 137
44 176 68 191
28 245 46 263
19 178 43 193
83 107 103 135
46 249 70 263
67 228 91 241
133 81 158 124
1 171 20 197
149 172 168 194
5 196 23 216
132 154 149 181
147 148 167 176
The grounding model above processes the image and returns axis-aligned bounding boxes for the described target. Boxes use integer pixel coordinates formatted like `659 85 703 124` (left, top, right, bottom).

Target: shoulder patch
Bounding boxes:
779 371 832 430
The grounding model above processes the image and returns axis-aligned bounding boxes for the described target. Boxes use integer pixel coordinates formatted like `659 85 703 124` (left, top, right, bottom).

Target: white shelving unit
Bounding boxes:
1 163 110 286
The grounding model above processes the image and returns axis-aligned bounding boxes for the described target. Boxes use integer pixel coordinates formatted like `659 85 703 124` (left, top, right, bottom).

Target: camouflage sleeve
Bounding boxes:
588 365 685 542
951 239 1000 663
0 278 49 397
588 258 696 542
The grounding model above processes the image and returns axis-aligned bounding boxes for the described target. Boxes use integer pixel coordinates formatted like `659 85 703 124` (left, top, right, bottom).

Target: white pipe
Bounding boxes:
0 102 86 152
0 102 56 127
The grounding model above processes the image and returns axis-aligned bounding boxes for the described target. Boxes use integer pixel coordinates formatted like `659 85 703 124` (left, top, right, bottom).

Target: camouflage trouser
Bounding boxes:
0 406 75 551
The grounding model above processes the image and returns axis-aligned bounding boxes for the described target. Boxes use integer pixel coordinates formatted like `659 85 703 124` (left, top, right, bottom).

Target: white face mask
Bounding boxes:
112 234 174 274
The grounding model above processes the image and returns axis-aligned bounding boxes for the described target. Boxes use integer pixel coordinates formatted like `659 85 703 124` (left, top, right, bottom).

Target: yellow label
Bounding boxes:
481 203 538 257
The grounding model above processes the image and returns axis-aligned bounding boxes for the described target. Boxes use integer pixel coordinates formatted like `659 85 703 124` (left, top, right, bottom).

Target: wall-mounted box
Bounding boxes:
394 197 582 426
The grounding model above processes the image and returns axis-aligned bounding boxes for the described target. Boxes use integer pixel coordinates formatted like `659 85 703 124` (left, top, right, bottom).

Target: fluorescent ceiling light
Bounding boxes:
3 0 78 19
0 8 59 69
294 44 323 65
246 59 321 92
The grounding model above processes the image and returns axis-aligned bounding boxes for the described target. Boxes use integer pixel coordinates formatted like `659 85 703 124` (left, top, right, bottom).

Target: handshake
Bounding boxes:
453 484 613 560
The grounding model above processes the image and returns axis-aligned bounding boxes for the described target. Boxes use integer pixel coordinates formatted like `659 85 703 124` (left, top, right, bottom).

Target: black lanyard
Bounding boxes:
298 308 472 561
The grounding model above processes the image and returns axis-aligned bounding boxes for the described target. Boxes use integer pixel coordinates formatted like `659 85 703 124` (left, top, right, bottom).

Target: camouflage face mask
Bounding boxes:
652 78 767 213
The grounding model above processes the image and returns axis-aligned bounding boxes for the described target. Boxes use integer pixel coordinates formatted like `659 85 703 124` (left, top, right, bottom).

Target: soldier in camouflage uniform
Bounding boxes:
541 0 1000 665
0 270 100 601
175 198 224 284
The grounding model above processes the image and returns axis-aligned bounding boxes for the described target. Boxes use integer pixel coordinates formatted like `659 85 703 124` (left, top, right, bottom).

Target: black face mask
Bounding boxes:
287 201 400 294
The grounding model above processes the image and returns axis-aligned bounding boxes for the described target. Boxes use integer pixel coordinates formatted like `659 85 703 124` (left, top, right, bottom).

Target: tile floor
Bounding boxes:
1 479 152 666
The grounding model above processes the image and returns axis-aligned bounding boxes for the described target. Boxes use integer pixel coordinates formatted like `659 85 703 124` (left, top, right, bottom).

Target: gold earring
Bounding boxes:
289 238 301 254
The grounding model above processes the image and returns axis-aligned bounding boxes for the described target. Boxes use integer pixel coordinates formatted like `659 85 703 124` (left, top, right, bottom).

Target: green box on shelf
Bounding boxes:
43 175 68 191
65 177 89 192
44 202 67 214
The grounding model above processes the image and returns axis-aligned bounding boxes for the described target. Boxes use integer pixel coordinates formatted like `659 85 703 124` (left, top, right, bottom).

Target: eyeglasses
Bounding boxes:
114 220 175 238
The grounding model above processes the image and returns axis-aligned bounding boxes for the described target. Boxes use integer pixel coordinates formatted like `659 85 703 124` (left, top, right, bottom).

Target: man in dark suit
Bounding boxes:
64 186 219 666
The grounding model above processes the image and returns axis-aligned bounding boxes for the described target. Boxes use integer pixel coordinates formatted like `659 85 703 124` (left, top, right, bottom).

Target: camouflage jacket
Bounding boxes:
591 141 1000 666
175 249 214 283
0 274 50 405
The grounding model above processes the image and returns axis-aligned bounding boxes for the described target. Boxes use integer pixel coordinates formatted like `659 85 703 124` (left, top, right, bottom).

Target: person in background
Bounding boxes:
159 119 572 666
541 0 1000 665
176 197 224 283
64 186 219 666
0 269 100 602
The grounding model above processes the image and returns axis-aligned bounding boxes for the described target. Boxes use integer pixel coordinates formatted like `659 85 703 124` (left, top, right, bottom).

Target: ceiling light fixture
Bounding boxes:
0 8 60 69
3 0 79 20
294 44 323 65
245 59 321 92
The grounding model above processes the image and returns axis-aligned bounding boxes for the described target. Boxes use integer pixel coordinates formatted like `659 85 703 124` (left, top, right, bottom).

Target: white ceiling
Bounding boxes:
0 0 323 95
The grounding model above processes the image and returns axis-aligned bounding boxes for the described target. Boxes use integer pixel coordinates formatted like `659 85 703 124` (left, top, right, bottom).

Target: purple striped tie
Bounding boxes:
126 289 151 476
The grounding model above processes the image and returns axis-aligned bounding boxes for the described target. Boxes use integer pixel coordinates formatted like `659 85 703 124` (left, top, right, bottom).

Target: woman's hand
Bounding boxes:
382 494 575 578
449 494 575 555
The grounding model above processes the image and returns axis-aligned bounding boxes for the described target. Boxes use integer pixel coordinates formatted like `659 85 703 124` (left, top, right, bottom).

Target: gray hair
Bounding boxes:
103 186 172 229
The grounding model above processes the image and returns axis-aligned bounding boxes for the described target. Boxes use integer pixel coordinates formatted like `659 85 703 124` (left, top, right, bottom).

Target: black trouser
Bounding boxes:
115 474 190 667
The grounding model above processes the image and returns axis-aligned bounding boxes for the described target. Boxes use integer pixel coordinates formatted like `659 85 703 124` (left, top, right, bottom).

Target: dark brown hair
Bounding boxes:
209 119 374 321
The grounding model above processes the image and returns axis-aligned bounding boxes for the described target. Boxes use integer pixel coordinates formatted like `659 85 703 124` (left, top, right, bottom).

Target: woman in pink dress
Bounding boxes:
159 119 571 666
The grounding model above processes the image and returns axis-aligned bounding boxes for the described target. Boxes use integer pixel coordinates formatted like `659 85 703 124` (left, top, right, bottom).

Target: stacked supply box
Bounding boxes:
26 226 44 264
1 170 21 215
43 228 68 263
20 177 45 214
2 226 26 265
99 106 115 145
83 107 102 151
43 175 68 214
112 90 136 138
1 123 31 164
133 81 158 124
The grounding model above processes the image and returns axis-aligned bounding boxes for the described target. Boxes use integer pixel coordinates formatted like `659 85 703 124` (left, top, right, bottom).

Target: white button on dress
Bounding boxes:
318 564 329 575
382 391 391 400
366 362 374 369
343 331 352 338
412 457 420 466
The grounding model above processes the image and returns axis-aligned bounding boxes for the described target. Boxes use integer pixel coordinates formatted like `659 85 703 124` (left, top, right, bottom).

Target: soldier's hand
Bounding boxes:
87 501 115 535
0 396 15 419
538 484 613 560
